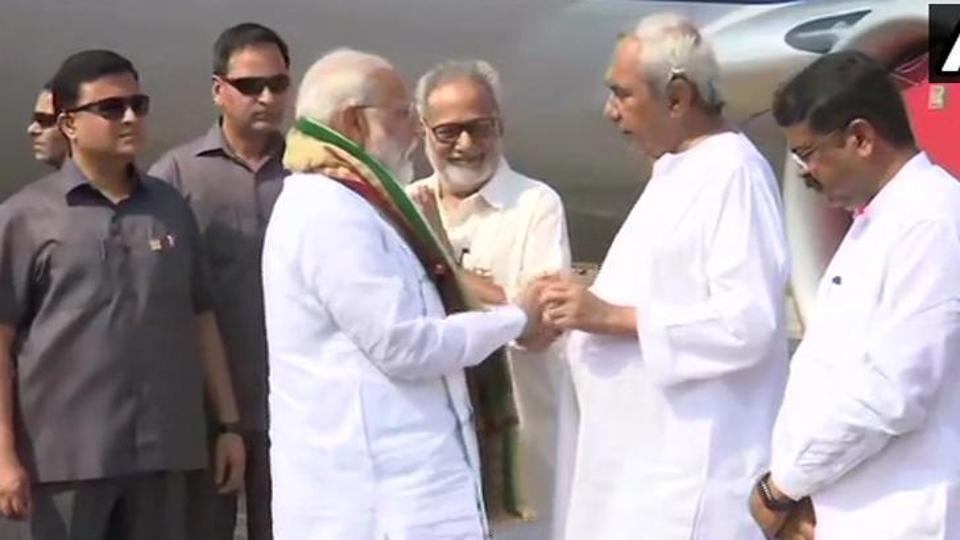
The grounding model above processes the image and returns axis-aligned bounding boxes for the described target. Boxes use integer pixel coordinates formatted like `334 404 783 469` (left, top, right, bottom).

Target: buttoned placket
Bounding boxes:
71 183 164 466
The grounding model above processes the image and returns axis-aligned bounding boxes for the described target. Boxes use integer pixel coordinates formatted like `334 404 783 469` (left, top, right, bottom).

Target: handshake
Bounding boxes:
510 273 604 351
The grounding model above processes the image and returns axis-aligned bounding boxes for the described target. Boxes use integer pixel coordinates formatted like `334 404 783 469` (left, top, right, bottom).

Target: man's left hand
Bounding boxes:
538 276 598 331
750 474 809 539
778 498 816 540
538 276 634 335
214 432 246 494
411 185 454 254
750 485 789 538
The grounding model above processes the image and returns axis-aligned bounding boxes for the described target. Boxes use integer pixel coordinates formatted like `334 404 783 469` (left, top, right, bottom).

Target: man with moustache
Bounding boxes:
150 23 290 540
0 49 244 539
750 51 960 540
409 59 574 540
539 14 790 539
263 48 548 539
26 82 68 169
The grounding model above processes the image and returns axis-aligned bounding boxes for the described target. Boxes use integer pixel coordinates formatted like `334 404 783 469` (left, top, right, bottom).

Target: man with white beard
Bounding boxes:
408 60 575 540
262 48 548 539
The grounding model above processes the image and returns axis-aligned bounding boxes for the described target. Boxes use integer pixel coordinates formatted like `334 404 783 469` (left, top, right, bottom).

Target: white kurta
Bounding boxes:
262 173 528 540
411 159 575 540
770 152 960 539
565 132 790 540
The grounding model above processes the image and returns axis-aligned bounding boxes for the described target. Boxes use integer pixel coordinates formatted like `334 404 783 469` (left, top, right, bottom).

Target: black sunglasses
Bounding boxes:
66 94 150 121
221 75 291 96
32 112 58 129
428 117 500 145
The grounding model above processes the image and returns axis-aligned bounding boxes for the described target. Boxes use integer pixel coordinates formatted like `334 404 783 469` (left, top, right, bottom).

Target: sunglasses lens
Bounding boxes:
266 75 291 93
228 76 290 95
93 96 150 120
33 113 57 128
68 94 149 120
130 95 150 116
231 78 265 96
96 98 129 120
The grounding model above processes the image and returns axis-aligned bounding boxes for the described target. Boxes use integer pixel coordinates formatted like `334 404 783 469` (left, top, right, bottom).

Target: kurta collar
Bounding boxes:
856 151 929 221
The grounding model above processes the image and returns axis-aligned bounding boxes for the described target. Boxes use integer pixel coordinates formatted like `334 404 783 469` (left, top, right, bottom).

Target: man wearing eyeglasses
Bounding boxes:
536 15 790 540
749 51 960 540
26 82 67 169
0 49 245 539
408 59 574 540
149 22 290 540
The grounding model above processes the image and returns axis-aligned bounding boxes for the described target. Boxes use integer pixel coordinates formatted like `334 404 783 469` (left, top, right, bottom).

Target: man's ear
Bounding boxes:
58 112 78 143
848 118 877 158
337 106 368 147
665 77 694 117
415 116 428 140
212 76 225 108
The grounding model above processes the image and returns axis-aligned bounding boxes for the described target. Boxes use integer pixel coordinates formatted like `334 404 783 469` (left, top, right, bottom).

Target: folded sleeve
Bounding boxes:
638 165 789 387
0 201 38 328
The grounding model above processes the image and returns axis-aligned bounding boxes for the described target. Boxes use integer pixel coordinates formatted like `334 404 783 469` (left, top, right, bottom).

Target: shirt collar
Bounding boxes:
195 121 285 164
194 122 228 156
57 158 144 197
857 151 929 220
473 158 515 210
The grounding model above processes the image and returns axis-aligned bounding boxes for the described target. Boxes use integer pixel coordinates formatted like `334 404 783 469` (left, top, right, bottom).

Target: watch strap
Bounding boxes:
756 472 796 512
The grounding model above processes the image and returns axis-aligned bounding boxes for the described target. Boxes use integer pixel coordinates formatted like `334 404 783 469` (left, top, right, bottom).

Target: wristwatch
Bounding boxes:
756 472 796 512
217 421 241 435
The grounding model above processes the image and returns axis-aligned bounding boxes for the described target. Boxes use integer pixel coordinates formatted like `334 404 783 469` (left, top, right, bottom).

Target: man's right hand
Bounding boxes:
515 278 561 350
0 456 31 520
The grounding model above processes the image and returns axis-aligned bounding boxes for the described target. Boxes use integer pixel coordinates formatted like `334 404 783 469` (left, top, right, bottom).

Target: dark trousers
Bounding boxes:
0 472 188 540
186 429 272 540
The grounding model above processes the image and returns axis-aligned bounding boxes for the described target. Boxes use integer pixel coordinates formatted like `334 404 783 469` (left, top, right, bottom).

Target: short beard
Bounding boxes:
368 133 415 185
426 144 499 194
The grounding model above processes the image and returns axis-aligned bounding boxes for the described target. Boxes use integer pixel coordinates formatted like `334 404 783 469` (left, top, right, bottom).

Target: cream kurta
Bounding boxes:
565 132 790 539
411 159 574 539
771 153 960 539
263 173 528 540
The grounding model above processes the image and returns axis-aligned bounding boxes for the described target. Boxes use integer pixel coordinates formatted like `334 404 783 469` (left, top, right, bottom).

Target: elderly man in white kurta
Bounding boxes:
263 49 543 540
749 51 960 540
538 15 789 540
409 60 574 540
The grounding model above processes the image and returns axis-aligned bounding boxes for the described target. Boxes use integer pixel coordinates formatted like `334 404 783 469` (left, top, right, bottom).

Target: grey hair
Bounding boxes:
629 13 725 112
295 48 393 124
414 59 502 117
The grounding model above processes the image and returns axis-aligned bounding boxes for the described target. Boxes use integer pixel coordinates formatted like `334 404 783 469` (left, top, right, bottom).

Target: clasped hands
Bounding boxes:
409 186 628 346
515 273 623 350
